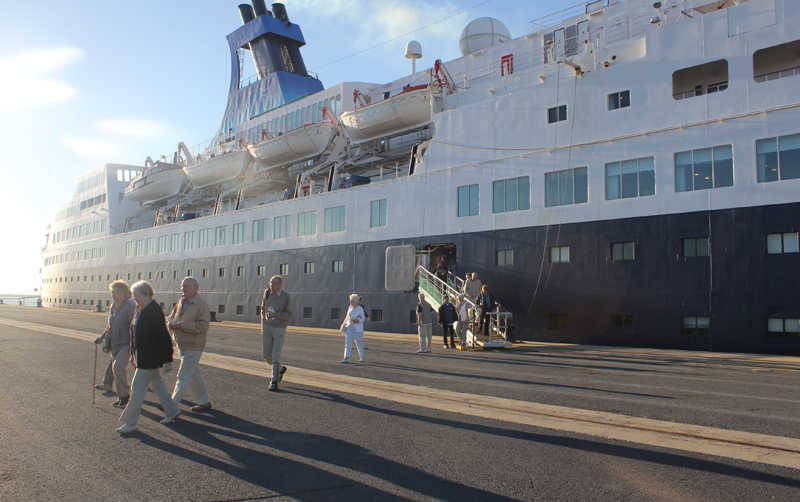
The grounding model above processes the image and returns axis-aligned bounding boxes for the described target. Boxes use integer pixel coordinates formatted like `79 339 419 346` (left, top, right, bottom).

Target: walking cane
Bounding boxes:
92 343 98 404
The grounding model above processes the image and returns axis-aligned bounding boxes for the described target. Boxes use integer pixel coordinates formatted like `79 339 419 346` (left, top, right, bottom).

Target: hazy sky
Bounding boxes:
0 0 568 294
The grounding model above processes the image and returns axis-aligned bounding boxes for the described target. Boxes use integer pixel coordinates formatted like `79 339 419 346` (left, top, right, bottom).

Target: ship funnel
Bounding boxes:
238 3 255 24
272 3 289 23
252 0 268 17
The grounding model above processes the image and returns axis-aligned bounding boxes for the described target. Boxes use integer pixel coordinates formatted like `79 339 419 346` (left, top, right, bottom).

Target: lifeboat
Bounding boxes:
182 149 251 189
124 162 187 204
340 85 430 143
248 121 337 170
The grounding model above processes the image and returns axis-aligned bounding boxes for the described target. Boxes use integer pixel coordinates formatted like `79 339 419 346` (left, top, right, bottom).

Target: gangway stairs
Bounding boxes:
416 266 513 349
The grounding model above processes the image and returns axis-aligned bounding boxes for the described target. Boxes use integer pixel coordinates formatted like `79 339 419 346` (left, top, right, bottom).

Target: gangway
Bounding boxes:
416 266 512 349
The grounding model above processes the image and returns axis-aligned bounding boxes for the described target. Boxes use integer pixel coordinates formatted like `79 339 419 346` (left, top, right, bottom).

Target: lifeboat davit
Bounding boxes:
340 86 430 143
182 150 251 189
124 163 187 204
248 122 337 170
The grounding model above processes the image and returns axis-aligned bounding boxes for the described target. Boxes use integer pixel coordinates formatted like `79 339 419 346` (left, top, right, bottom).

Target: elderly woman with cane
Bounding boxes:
117 281 180 434
339 293 366 364
93 280 135 408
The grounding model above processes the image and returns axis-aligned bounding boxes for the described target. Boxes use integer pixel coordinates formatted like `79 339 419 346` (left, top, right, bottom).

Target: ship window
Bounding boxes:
214 226 226 246
159 271 165 280
605 157 655 200
496 248 514 267
611 241 636 262
173 270 178 280
236 266 244 277
183 231 195 250
331 307 341 320
371 309 383 322
768 317 800 335
332 260 344 273
608 90 630 110
612 314 634 331
187 269 192 277
370 199 387 228
673 60 728 100
297 211 317 236
683 316 710 336
198 229 211 248
324 206 346 233
279 263 289 276
158 235 168 254
218 304 226 314
232 222 246 244
547 105 567 123
147 237 157 255
252 218 268 242
767 232 799 254
683 237 709 258
302 307 312 319
545 167 587 207
236 305 244 315
218 267 225 278
274 215 290 239
170 234 181 252
304 262 316 274
550 246 570 263
757 134 800 182
137 273 142 280
754 40 800 82
675 145 734 192
547 313 568 330
457 184 479 217
492 176 530 213
202 268 208 278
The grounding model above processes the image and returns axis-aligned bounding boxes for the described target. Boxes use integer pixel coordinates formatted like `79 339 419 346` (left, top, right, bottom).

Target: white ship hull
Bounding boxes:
124 168 187 204
249 122 337 169
183 150 251 188
340 87 430 143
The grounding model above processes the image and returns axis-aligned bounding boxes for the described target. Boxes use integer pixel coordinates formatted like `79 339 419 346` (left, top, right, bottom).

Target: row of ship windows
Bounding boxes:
51 218 107 244
457 133 800 216
228 94 343 140
44 247 107 267
123 202 387 258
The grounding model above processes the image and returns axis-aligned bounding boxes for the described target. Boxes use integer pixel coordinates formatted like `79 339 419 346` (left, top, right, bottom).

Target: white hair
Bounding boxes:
349 293 359 302
130 280 154 298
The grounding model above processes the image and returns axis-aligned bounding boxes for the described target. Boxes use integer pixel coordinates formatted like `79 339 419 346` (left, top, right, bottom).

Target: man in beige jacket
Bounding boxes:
169 277 212 412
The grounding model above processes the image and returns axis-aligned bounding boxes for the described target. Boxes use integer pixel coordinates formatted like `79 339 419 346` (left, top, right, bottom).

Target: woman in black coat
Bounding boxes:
117 281 181 433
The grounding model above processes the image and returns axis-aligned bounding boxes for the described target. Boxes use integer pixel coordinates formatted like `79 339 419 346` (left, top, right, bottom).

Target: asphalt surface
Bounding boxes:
1 305 800 501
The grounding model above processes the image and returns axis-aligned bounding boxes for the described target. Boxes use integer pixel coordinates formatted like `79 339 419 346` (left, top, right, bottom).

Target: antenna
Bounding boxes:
405 40 422 76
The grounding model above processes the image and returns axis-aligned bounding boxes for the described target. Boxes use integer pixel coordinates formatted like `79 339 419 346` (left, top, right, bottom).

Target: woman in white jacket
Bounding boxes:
340 293 366 363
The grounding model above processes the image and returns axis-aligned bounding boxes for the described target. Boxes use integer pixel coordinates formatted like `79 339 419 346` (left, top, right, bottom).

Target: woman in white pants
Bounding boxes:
340 294 365 363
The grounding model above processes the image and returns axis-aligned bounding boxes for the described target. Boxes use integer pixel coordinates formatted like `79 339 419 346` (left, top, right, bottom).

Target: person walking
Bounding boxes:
477 285 495 338
463 272 482 303
117 281 179 433
261 275 291 391
94 280 135 408
455 295 469 349
340 294 366 363
168 277 212 412
437 295 457 349
416 293 433 353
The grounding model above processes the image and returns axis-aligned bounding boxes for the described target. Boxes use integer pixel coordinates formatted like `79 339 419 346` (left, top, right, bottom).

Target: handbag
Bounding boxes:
102 333 112 353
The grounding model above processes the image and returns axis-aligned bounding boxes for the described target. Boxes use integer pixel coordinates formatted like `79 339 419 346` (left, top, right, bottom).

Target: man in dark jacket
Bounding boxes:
477 285 495 337
438 295 458 349
117 281 180 434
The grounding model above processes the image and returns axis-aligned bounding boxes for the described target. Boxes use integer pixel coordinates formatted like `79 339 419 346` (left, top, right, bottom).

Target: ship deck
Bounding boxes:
2 305 800 500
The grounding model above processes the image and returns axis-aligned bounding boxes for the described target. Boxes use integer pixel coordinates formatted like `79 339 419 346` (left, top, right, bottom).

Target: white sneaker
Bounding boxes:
160 411 180 424
117 423 138 434
416 349 424 353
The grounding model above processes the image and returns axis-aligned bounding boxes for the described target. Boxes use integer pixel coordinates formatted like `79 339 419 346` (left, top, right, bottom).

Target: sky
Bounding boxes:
0 0 569 294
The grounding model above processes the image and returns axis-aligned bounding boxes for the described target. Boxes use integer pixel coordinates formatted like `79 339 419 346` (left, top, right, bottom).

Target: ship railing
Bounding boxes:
754 66 800 83
416 266 512 348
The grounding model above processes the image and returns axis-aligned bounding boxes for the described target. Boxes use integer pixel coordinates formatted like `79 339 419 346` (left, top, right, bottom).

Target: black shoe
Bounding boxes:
113 397 129 409
102 391 117 397
268 382 278 392
278 366 287 383
191 402 212 412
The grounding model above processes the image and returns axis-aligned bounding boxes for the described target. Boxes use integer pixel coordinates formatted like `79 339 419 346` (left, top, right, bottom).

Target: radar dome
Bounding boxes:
459 17 511 56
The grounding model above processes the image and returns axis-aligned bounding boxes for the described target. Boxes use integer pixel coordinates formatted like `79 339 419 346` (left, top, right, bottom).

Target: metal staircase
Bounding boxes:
416 266 512 349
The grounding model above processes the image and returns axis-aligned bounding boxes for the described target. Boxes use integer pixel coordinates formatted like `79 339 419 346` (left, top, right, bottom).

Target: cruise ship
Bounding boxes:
41 0 800 354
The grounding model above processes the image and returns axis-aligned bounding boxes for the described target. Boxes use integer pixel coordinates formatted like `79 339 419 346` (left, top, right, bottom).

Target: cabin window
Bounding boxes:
547 105 567 123
324 206 346 233
236 266 244 277
198 229 211 248
158 235 168 254
492 176 530 213
183 231 195 250
605 157 655 200
201 268 208 278
304 262 316 274
173 270 178 280
279 263 289 276
218 267 225 278
303 307 313 319
214 226 226 246
683 237 710 258
673 60 728 100
170 233 181 252
767 233 799 254
218 304 226 314
611 242 636 262
756 134 800 182
274 215 291 239
236 305 244 315
608 90 630 110
371 309 384 322
550 246 570 263
545 167 587 207
768 317 800 335
370 199 387 228
186 269 192 277
754 40 800 82
612 314 634 331
675 145 733 192
232 222 246 244
252 218 268 242
297 211 317 236
457 184 479 217
331 307 341 320
332 260 344 273
496 248 514 267
257 265 266 276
